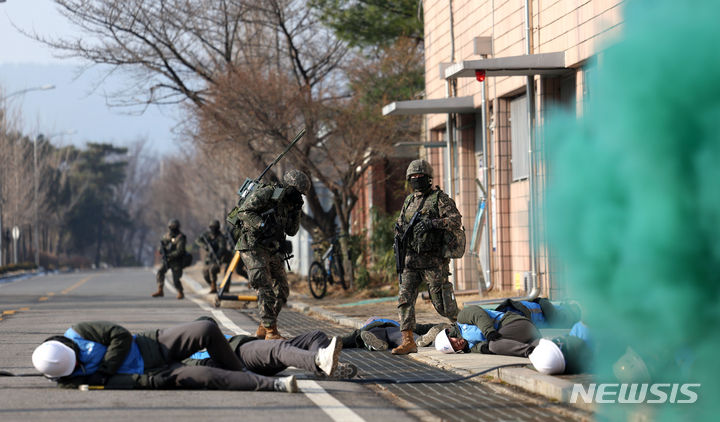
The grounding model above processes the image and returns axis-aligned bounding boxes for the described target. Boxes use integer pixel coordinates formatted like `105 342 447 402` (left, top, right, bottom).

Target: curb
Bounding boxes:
286 298 593 411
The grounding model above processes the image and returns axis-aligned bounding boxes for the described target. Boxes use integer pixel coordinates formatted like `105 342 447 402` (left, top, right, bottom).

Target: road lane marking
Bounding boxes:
19 307 29 311
298 380 365 422
61 276 93 295
180 277 364 422
38 297 49 301
187 296 250 335
2 310 16 315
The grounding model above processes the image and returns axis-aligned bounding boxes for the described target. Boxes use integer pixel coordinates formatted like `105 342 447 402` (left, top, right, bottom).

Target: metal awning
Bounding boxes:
382 96 475 116
444 52 567 78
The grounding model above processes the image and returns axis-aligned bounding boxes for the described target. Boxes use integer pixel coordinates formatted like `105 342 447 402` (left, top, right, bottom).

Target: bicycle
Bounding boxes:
308 235 347 299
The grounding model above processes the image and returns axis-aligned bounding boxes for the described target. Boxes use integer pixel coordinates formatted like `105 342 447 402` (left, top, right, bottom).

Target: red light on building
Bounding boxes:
475 70 486 82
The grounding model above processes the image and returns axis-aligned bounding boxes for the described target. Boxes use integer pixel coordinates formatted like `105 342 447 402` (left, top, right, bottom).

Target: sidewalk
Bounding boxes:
180 266 593 412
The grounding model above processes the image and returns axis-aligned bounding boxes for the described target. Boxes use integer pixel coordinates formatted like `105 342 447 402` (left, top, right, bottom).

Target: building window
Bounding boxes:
510 95 530 181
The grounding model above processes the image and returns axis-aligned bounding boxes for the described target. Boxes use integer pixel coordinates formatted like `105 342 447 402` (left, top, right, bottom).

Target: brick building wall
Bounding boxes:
419 0 624 295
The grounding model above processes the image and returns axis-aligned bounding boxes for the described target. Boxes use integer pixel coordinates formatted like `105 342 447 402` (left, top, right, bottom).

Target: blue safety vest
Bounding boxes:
189 334 233 360
64 328 145 376
360 318 400 330
458 309 503 349
568 321 592 349
519 301 547 327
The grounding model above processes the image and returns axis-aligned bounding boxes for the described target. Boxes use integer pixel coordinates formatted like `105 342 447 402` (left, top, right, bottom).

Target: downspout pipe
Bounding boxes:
523 0 539 300
446 0 457 289
480 81 493 292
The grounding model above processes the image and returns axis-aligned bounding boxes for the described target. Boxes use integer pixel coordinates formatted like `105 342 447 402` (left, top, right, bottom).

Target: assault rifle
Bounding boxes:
199 234 221 266
160 241 169 268
216 127 306 306
393 195 429 276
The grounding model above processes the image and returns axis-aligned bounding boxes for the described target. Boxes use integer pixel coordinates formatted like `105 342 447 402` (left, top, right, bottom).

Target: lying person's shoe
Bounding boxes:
315 336 342 376
360 331 388 351
318 362 359 380
332 362 358 379
416 323 451 347
273 375 298 393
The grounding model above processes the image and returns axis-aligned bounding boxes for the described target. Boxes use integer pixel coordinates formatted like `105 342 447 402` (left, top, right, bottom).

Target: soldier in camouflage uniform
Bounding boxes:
153 219 187 300
392 159 461 355
194 220 229 293
233 170 309 340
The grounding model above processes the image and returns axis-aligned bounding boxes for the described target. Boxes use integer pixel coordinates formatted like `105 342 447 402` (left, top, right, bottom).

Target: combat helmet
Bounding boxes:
209 220 220 231
168 219 180 231
406 159 433 179
283 170 310 194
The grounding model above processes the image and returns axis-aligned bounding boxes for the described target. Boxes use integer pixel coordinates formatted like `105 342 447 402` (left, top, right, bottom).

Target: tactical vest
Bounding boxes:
401 189 466 259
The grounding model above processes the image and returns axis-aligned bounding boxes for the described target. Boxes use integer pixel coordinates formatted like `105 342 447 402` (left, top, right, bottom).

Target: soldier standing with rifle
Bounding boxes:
195 220 228 293
227 170 309 340
153 219 187 299
392 159 463 355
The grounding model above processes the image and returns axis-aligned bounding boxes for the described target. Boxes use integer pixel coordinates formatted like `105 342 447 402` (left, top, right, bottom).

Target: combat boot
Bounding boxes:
264 325 286 340
151 286 164 297
391 330 417 355
255 324 266 338
176 291 184 299
209 280 217 294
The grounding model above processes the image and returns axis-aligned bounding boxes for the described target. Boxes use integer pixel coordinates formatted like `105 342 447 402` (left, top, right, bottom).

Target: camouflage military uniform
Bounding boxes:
194 223 228 291
233 174 305 329
397 188 461 330
156 229 187 295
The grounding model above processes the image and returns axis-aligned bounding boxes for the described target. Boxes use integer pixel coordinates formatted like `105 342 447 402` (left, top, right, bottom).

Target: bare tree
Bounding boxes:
39 0 421 279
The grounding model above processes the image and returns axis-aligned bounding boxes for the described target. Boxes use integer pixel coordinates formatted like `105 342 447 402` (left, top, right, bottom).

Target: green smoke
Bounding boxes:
545 0 720 418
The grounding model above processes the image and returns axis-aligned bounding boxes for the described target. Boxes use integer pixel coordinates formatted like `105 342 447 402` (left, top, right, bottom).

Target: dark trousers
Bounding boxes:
237 330 330 376
157 264 183 292
154 320 276 390
202 262 221 285
488 319 541 358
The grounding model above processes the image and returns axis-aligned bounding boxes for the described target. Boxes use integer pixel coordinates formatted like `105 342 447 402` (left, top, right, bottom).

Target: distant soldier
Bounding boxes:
195 220 228 293
392 159 462 355
153 219 187 299
231 170 309 340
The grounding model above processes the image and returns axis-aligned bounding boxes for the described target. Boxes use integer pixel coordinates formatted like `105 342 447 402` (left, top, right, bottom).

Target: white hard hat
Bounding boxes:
32 340 76 378
529 338 566 375
434 329 456 354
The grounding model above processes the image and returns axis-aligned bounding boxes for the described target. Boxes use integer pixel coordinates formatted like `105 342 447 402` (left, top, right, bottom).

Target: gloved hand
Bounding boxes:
413 220 432 238
486 331 502 342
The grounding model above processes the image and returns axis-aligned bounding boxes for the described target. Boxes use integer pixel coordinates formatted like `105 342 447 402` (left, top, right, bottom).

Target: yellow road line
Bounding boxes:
61 276 93 295
2 310 16 315
38 297 49 301
19 307 29 311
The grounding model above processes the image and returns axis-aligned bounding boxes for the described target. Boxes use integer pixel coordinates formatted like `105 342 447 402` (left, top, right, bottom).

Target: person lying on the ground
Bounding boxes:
186 323 357 379
528 321 593 375
340 317 450 351
30 319 344 392
493 297 582 329
433 304 541 358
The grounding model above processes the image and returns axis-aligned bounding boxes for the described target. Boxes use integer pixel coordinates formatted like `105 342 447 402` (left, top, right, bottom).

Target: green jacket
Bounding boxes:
160 231 186 265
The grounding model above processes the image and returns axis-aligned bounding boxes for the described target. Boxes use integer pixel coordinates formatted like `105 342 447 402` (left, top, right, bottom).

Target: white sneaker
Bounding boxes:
314 336 342 376
273 375 297 393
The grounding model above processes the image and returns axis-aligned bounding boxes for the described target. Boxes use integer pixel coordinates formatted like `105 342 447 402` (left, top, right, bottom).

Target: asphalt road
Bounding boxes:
0 268 414 422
